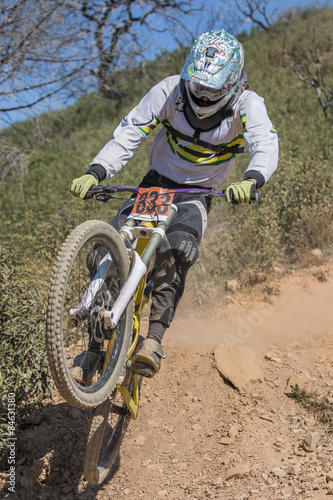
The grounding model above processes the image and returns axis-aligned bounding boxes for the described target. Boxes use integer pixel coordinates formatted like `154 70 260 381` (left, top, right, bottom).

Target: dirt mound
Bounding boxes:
2 262 333 499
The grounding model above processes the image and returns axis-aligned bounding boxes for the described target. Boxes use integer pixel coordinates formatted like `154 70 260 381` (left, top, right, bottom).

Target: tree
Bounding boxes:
0 0 193 119
207 0 277 34
282 27 333 120
0 0 193 185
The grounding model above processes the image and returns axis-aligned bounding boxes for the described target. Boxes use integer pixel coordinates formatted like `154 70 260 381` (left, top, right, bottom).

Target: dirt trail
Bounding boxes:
2 261 333 500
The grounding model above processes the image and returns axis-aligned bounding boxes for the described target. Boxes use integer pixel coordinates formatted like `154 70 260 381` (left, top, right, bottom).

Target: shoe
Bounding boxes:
87 244 108 278
70 351 101 385
131 338 166 378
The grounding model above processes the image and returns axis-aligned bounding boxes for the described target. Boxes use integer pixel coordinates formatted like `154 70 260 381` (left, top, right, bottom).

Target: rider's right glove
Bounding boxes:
70 174 98 199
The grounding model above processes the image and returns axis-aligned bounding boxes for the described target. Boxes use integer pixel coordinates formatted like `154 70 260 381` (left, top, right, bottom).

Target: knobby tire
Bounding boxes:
46 220 134 409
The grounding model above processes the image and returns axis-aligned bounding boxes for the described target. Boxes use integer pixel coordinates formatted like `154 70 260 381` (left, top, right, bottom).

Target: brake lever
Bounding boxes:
94 194 115 202
85 186 118 202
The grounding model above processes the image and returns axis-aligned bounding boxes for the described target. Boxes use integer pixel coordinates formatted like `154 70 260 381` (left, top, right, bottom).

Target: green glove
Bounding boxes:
225 179 256 204
70 174 98 199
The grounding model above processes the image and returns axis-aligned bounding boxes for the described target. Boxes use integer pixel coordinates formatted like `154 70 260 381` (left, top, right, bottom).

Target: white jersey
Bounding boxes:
91 75 278 189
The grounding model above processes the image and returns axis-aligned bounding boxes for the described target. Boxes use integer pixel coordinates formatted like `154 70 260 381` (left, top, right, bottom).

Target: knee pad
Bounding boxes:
167 231 199 269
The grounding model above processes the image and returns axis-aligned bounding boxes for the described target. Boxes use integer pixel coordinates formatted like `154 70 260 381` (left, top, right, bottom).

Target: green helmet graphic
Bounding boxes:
180 29 246 119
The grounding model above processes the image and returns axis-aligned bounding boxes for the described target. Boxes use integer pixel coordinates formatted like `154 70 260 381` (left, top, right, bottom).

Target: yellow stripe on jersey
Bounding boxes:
241 113 248 133
165 128 245 165
138 116 160 136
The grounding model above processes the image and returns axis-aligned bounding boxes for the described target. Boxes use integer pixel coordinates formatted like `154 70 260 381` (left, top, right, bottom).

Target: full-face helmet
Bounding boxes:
180 29 246 119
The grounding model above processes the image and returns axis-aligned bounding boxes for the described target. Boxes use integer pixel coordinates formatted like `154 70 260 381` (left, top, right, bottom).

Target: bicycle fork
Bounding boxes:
102 205 178 330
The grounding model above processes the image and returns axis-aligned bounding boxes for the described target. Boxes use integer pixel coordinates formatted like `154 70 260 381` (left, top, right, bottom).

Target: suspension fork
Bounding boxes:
103 205 178 330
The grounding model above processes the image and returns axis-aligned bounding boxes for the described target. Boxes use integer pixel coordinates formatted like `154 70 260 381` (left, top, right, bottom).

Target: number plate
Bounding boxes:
129 187 175 221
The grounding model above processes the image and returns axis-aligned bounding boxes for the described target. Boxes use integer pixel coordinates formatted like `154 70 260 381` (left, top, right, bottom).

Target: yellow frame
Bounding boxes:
116 221 154 419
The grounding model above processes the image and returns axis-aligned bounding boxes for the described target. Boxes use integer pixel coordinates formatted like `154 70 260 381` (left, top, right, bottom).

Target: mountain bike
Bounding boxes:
45 183 257 484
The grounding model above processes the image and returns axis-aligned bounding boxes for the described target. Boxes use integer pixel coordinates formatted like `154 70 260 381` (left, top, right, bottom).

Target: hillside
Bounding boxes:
1 258 333 499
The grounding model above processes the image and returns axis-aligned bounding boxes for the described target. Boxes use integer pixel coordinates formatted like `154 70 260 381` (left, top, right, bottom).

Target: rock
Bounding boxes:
271 467 287 478
260 415 274 423
225 463 251 480
273 265 285 273
214 346 263 393
228 425 239 438
326 469 333 483
311 248 323 258
285 374 312 395
157 490 168 497
225 279 239 292
213 476 223 486
265 353 282 363
70 408 82 419
288 464 301 476
220 437 235 445
25 414 43 426
302 432 320 452
133 434 146 446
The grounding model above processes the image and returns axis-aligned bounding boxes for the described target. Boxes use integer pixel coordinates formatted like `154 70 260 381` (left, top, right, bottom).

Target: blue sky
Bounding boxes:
3 0 333 126
169 0 333 45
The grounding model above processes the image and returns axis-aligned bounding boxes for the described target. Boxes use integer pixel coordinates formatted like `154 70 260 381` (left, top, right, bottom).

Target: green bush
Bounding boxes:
206 151 333 281
0 246 52 469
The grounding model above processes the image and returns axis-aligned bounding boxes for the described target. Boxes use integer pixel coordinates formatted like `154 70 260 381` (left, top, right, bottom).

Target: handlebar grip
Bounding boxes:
225 188 259 203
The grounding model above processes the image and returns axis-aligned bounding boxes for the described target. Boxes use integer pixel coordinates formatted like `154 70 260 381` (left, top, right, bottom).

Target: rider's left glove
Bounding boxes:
225 179 256 204
70 174 98 199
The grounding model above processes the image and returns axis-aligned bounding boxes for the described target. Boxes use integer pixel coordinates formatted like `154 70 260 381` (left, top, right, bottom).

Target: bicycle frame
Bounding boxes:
115 205 184 418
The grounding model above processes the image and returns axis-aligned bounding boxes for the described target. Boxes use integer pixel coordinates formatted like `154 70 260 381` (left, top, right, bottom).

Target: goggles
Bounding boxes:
188 81 232 102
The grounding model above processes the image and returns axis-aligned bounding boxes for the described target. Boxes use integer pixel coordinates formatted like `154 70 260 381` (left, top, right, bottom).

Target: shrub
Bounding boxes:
0 246 52 470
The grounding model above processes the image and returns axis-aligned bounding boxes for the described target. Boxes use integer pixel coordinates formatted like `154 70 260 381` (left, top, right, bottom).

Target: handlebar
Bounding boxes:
85 185 259 202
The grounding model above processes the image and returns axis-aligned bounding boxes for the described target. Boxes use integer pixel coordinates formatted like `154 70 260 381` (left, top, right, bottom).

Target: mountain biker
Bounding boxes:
70 29 279 379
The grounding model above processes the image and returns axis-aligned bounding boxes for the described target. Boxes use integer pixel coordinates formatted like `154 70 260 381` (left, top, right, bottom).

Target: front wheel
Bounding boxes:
46 220 134 409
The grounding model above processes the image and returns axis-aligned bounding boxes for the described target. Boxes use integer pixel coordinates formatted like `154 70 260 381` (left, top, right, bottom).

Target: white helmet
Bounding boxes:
180 29 246 119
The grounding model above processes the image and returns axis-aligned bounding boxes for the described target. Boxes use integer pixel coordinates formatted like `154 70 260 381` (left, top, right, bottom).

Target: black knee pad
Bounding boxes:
167 231 199 269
